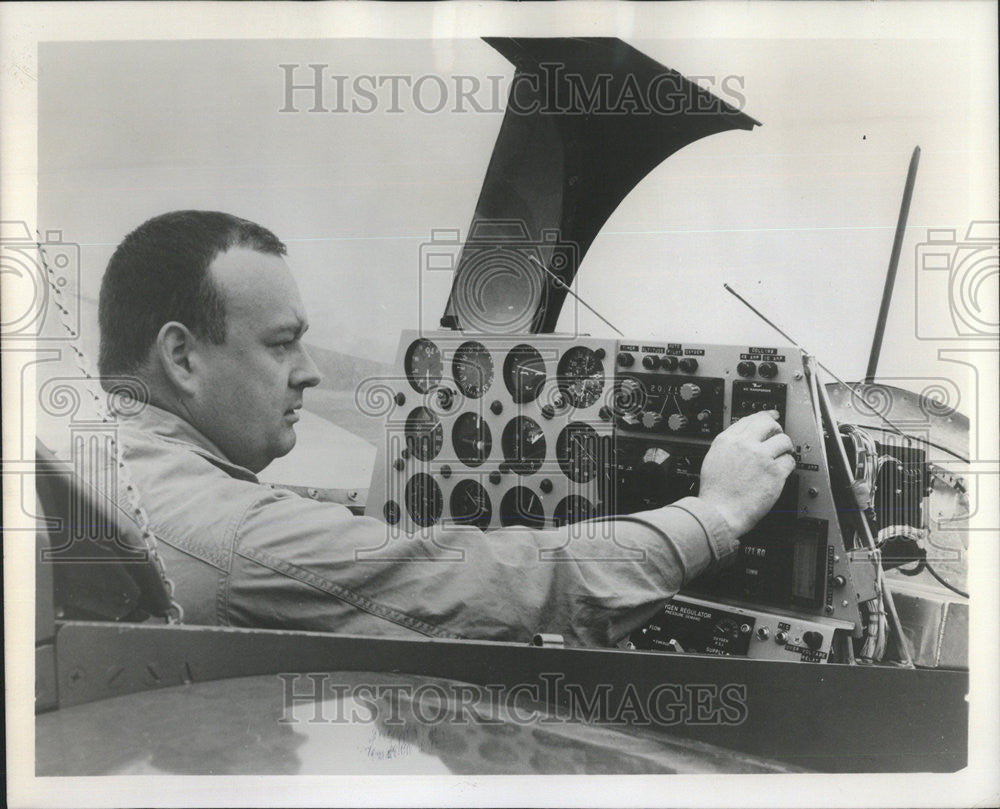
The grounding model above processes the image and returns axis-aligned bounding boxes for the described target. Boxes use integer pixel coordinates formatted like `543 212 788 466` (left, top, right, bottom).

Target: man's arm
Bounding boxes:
225 411 793 646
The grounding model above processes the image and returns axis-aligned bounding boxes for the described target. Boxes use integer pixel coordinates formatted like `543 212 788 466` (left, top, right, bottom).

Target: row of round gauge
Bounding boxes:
405 338 607 409
404 409 605 483
385 475 598 530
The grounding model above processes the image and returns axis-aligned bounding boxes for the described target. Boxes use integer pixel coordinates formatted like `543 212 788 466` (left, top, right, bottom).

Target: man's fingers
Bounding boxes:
763 432 794 459
731 410 783 440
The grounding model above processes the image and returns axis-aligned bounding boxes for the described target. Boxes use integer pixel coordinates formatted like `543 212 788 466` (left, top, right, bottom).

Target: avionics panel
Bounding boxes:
631 595 853 662
731 380 788 426
614 373 726 437
368 332 872 641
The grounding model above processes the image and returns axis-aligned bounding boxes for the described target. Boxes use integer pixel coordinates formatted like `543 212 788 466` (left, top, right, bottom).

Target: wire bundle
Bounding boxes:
807 361 914 667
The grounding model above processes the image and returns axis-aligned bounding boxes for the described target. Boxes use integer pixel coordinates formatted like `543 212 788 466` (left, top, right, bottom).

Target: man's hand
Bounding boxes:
698 410 796 537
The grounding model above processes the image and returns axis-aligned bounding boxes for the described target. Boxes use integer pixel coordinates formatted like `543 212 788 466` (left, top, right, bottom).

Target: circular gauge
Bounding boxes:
404 338 443 394
553 495 596 527
405 407 444 462
452 412 492 467
556 422 601 483
557 346 605 409
452 341 495 399
384 501 401 525
501 416 546 475
500 486 545 529
449 479 492 531
713 617 744 643
405 473 443 527
503 344 547 403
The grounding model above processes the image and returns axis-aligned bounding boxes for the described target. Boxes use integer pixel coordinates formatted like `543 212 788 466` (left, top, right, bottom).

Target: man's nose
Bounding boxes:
292 345 322 389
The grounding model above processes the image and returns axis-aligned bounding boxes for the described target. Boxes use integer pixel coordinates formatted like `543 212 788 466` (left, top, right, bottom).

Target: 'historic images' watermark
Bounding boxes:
278 64 747 116
278 672 748 728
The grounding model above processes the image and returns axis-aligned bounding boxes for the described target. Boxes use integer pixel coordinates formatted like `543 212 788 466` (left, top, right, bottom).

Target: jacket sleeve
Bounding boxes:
225 488 737 647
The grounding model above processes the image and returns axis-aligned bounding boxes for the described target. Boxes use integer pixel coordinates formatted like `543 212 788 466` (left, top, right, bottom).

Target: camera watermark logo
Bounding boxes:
0 220 80 340
424 221 579 336
37 375 151 562
915 220 998 341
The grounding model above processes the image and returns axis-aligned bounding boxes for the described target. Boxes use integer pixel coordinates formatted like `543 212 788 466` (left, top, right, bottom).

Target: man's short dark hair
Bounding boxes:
98 210 286 383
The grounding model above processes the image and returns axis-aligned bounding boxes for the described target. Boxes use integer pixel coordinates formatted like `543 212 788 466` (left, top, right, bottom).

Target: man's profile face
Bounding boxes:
187 247 321 473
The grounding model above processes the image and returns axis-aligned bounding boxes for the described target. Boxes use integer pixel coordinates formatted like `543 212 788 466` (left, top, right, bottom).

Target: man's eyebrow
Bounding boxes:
265 319 308 339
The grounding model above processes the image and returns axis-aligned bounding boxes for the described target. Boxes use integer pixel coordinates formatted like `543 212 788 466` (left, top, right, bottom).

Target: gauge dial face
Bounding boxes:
405 473 443 527
449 479 492 531
500 486 545 529
405 407 444 462
452 412 492 468
713 617 743 642
383 501 401 525
404 338 443 394
556 422 602 483
503 344 547 404
557 346 605 409
452 341 494 399
501 416 546 475
553 494 595 527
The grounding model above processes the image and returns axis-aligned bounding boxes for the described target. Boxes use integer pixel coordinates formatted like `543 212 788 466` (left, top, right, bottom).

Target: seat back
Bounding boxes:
35 438 175 622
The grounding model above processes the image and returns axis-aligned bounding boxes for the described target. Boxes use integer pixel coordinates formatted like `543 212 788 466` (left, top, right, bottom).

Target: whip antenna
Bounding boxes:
866 146 921 383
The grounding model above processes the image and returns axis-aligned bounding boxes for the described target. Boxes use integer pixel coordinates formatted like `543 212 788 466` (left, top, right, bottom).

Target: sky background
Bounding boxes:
34 33 998 483
39 37 997 375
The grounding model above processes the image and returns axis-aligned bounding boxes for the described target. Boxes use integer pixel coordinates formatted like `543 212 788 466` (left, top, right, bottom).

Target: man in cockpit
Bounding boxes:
97 210 796 646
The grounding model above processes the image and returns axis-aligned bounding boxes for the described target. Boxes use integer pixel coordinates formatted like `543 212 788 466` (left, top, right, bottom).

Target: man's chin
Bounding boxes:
275 428 298 459
253 424 300 473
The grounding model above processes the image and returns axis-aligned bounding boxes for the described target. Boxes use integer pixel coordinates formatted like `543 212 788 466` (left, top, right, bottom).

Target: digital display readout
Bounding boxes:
693 518 828 609
731 380 788 427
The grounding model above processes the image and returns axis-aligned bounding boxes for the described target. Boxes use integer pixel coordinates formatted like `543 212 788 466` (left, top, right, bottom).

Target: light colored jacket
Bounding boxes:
115 403 737 646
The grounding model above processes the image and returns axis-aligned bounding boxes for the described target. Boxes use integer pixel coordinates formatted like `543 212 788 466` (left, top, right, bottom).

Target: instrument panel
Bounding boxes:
372 334 616 536
368 331 874 641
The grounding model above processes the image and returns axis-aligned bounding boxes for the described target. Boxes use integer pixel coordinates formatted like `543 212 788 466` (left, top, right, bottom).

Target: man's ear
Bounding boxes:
155 321 200 395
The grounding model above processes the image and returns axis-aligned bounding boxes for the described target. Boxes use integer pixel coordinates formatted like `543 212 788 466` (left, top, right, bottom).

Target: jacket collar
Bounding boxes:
119 402 260 483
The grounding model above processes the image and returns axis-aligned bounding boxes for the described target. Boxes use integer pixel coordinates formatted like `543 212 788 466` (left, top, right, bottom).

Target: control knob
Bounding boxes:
641 411 662 430
802 630 823 651
436 387 455 410
642 355 660 371
617 352 635 368
678 357 698 373
679 383 701 401
660 356 678 371
667 414 688 432
759 361 779 379
737 361 756 378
